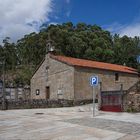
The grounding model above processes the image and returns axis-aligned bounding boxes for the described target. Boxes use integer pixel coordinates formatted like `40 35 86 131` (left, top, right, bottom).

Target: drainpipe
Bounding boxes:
98 82 102 110
120 84 123 111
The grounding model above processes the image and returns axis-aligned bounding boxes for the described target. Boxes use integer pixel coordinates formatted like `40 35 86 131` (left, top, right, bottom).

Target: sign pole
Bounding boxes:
90 76 98 117
92 86 96 117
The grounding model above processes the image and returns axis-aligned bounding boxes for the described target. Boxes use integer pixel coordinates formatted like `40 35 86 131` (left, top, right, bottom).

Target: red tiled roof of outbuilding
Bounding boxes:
50 54 138 75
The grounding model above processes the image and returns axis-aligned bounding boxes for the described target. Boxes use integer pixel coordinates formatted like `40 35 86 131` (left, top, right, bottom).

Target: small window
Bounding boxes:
115 73 119 81
46 66 49 81
36 89 40 95
46 66 49 73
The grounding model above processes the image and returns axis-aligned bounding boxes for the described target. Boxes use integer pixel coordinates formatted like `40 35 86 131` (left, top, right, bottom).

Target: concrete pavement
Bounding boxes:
0 104 140 140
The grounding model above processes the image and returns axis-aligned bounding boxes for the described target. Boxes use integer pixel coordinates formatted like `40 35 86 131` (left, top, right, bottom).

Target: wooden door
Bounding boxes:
46 87 50 99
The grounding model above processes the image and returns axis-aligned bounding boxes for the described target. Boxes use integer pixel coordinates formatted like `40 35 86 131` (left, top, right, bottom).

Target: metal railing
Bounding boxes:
101 90 127 96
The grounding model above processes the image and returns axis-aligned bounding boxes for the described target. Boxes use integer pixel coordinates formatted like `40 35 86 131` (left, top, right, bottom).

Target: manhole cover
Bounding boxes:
35 113 44 115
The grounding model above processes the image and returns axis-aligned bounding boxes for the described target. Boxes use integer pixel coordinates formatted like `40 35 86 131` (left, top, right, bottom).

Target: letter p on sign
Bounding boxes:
90 76 98 86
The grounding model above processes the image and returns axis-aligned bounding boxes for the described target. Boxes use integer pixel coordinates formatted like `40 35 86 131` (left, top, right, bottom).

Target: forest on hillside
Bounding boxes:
0 22 140 86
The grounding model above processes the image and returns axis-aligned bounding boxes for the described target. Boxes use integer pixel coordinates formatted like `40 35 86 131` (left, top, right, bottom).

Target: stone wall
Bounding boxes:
0 99 93 110
31 54 74 100
48 56 74 100
123 81 140 112
31 59 47 99
123 92 140 112
74 67 139 100
31 53 139 102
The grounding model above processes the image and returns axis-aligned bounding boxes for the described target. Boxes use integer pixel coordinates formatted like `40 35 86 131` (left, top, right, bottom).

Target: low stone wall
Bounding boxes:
0 99 93 110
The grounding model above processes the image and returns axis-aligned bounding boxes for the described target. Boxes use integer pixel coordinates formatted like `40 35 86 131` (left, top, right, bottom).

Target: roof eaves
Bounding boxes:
50 55 74 66
50 54 139 75
74 65 138 75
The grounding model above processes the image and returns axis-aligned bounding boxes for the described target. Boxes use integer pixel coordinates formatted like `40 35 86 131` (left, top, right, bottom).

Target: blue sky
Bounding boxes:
1 0 140 43
52 0 140 25
49 0 140 37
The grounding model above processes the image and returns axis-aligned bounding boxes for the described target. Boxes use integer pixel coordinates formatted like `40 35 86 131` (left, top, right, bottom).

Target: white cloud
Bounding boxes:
119 22 140 37
0 0 53 43
105 22 124 34
48 22 58 25
105 21 140 37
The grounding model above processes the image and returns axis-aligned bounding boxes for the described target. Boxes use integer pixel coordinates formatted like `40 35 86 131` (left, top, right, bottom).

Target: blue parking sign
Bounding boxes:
90 76 98 86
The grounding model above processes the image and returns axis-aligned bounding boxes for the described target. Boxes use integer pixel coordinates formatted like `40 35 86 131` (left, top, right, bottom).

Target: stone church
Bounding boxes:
31 52 139 102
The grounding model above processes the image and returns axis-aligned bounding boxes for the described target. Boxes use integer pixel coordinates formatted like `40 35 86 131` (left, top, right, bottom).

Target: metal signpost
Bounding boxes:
90 76 99 117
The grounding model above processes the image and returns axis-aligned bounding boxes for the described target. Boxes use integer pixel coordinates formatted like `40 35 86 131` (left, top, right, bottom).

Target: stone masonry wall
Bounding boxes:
31 53 139 103
123 81 140 112
48 57 74 100
0 99 93 110
31 59 47 99
31 54 74 100
74 67 139 100
123 92 140 112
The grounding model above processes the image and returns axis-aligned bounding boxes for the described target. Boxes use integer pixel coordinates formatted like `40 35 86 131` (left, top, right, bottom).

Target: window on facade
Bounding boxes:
46 66 49 81
36 89 40 95
46 66 49 73
115 73 119 81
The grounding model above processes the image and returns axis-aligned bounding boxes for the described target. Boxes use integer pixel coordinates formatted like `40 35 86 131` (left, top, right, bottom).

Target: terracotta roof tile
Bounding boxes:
50 54 138 75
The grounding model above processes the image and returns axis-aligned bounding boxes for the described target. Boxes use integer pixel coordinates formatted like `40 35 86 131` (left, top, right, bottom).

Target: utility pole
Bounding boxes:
1 58 6 110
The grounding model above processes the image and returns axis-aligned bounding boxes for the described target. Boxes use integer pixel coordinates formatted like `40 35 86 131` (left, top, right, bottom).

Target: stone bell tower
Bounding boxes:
46 32 55 54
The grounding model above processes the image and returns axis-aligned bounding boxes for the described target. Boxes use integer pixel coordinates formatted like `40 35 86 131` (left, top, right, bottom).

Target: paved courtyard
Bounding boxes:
0 104 140 140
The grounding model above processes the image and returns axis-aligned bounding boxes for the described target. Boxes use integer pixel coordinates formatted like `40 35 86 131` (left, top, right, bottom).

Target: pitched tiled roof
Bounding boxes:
50 54 138 75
